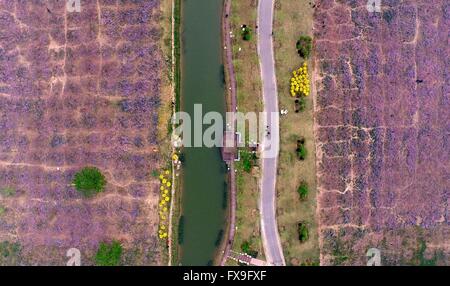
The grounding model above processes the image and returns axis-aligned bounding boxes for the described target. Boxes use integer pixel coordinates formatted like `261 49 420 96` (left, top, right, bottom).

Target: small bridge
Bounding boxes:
228 251 270 266
221 130 239 162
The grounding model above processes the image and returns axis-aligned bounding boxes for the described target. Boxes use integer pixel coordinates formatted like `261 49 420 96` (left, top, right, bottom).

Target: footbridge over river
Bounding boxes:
227 251 271 266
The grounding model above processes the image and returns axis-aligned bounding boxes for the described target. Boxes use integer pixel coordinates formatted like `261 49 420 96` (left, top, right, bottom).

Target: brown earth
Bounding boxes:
313 0 449 265
0 0 164 265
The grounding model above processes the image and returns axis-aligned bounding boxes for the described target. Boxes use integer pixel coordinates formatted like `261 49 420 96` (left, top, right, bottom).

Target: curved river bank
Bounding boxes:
179 0 227 265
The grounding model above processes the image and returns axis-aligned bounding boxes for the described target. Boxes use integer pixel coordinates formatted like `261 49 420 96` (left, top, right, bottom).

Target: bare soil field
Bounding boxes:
313 0 449 265
0 0 164 265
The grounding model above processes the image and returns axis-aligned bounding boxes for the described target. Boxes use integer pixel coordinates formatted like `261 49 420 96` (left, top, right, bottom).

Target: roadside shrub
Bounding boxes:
298 223 309 242
241 241 250 253
0 187 16 197
297 181 309 200
240 150 257 173
300 97 306 110
296 144 307 160
73 167 106 197
241 241 258 258
296 35 312 59
241 26 252 41
295 97 306 113
95 241 123 266
248 249 259 258
300 258 320 266
0 205 5 216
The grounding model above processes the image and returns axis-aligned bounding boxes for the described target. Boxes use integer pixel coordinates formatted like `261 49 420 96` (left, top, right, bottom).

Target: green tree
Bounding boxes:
296 144 307 160
240 241 258 258
297 181 309 200
241 241 250 253
241 26 252 41
298 223 309 242
240 150 257 173
296 35 312 59
295 97 306 112
95 241 123 266
73 167 106 197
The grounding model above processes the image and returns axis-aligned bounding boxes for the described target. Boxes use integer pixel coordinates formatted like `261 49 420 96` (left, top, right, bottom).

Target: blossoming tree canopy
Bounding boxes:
290 62 310 97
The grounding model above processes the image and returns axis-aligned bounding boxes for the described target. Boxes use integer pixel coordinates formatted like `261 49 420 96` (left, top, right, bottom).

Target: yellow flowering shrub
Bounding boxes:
157 170 172 240
290 62 310 97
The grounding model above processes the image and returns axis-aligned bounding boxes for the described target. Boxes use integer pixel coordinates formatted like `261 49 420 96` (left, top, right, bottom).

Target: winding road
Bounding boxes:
257 0 285 266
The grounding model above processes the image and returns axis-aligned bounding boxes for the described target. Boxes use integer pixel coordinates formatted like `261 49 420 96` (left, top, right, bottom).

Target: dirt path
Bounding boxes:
219 0 238 266
168 0 177 266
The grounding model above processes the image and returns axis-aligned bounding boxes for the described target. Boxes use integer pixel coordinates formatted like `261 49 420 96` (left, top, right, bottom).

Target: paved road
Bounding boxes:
257 0 285 266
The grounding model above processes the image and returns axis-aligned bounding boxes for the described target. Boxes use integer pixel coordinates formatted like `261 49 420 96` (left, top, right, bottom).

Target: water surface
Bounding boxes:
180 0 227 266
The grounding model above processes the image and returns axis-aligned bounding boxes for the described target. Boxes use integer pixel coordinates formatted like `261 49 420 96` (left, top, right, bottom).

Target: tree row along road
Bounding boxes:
257 0 286 266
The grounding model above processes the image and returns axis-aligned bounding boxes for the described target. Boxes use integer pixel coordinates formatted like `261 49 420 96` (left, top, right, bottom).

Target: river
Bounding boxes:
179 0 227 265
